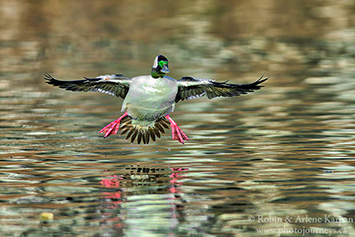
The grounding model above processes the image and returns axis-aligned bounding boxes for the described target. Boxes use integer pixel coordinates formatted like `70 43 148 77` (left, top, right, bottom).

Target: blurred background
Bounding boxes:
0 0 354 236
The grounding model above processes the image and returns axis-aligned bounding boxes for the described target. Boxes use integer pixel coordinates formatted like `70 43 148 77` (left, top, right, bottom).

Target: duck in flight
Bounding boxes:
45 55 267 144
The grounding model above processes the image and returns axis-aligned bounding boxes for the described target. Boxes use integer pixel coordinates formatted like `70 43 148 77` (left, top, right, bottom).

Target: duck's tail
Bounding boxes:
118 116 170 144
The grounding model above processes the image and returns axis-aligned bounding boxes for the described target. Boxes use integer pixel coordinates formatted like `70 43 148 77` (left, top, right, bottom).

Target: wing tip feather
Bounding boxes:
176 74 269 102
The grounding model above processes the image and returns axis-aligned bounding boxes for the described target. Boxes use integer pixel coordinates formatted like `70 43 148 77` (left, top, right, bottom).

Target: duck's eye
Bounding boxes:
158 61 168 68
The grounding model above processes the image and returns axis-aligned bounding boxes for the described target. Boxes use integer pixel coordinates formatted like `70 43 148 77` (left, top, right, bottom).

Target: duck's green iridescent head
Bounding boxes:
151 55 170 78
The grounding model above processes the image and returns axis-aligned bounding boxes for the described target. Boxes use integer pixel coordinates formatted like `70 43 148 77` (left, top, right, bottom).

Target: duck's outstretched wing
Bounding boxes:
175 75 268 102
44 74 131 99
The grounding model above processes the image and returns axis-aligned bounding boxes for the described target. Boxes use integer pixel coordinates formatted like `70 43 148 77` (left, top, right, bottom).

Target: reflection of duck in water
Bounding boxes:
100 165 187 207
100 165 186 188
100 165 189 232
45 55 267 144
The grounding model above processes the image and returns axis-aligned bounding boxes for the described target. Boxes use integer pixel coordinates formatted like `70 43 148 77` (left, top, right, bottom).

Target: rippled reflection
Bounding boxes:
1 0 355 236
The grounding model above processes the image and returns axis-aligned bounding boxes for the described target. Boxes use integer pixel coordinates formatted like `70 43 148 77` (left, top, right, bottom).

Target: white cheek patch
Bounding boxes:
153 56 159 68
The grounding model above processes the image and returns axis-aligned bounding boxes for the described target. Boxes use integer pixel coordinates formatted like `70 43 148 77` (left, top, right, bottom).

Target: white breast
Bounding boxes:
121 75 178 121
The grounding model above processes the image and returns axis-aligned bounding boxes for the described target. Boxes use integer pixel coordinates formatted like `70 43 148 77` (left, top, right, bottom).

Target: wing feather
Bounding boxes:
175 75 268 102
44 73 131 99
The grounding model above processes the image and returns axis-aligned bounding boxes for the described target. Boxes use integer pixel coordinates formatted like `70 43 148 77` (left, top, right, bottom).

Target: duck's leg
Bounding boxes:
99 112 128 138
165 114 189 144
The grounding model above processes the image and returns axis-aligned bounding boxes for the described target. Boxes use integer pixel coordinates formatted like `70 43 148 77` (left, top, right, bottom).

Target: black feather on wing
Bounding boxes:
44 73 131 99
175 75 268 102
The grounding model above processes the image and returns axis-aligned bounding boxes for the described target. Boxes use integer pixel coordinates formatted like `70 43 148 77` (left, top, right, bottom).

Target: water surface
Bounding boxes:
0 0 354 236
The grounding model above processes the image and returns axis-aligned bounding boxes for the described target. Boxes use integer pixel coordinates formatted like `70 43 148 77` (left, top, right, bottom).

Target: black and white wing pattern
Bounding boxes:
44 74 131 99
175 75 268 102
